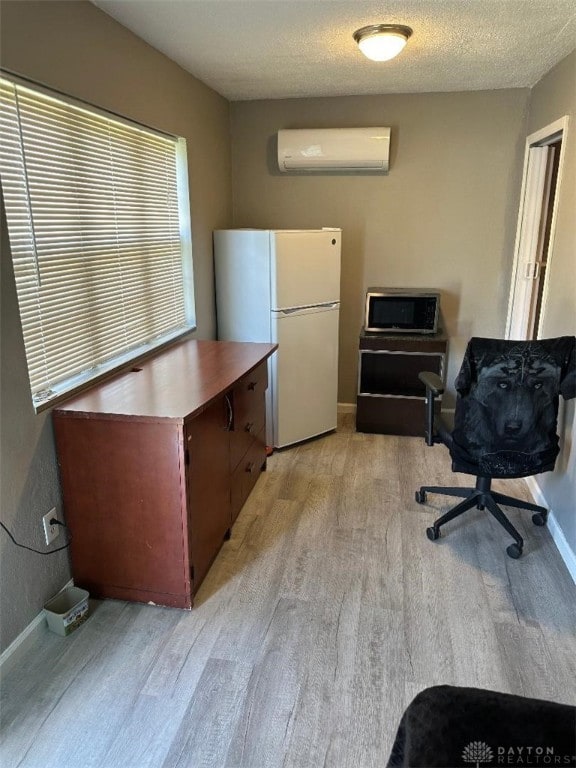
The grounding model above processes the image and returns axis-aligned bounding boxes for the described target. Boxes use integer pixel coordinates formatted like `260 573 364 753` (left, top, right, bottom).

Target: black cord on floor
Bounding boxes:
0 519 72 555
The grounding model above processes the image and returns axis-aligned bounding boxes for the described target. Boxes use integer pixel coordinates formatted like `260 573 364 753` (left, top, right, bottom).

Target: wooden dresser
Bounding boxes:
53 339 277 609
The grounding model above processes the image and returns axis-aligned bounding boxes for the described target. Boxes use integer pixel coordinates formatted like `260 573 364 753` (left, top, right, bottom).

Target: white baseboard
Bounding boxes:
525 476 576 585
0 578 74 679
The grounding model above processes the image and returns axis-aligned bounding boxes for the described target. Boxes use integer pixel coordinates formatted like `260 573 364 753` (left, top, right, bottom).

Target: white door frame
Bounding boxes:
505 116 569 340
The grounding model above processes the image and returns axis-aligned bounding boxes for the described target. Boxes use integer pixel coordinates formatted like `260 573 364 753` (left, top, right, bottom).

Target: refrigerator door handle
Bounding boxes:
275 301 339 315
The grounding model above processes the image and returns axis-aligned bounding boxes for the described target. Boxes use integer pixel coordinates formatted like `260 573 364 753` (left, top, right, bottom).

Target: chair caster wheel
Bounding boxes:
506 543 523 559
415 490 427 504
532 512 547 527
426 526 440 541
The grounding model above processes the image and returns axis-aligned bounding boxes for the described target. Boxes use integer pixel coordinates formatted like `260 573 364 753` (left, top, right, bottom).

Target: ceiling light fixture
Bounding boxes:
353 24 413 62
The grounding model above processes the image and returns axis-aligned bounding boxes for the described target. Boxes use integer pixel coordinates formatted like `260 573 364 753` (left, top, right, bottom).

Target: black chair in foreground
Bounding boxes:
386 685 576 768
415 336 575 558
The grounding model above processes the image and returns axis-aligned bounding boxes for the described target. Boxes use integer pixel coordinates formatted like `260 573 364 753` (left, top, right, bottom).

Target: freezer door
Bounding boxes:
271 305 339 448
270 230 341 310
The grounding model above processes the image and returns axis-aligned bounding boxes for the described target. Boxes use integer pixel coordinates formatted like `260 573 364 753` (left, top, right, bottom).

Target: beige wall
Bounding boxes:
527 50 576 557
230 90 530 405
0 1 232 652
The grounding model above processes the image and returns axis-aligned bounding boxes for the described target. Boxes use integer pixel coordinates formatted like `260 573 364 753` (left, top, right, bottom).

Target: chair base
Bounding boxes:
415 476 548 558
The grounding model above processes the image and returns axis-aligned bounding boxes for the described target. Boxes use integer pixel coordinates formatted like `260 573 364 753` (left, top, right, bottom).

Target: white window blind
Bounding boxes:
0 75 195 410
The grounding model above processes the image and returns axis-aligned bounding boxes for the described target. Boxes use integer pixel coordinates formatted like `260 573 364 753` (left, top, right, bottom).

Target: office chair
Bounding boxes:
387 685 576 768
415 336 575 558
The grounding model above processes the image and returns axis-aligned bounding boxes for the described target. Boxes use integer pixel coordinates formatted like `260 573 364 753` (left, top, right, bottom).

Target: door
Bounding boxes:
270 230 341 310
271 304 339 448
506 118 568 340
185 396 231 590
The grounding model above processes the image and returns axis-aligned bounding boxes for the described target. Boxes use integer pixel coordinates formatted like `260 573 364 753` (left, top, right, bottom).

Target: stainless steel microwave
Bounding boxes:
364 288 440 334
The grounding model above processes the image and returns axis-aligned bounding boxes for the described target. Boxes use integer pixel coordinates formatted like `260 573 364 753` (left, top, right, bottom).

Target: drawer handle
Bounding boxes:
244 422 254 433
224 394 233 431
247 381 257 391
245 462 255 474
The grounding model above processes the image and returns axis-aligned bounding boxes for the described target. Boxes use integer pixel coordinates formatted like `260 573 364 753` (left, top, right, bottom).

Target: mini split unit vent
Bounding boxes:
277 127 391 173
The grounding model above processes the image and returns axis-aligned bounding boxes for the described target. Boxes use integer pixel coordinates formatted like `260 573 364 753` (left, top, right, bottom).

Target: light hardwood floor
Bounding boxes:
2 415 575 768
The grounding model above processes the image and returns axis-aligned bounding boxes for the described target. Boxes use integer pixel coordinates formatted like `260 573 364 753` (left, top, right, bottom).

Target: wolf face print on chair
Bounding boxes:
415 337 575 558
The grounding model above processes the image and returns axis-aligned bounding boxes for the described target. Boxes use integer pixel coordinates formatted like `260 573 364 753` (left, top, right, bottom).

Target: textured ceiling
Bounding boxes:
92 0 576 101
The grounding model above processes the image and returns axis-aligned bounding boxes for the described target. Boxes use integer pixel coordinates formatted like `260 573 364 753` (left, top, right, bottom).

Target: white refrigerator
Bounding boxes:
214 228 341 449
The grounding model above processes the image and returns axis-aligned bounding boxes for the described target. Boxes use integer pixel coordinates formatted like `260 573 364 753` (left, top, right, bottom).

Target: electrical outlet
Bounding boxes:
42 508 60 546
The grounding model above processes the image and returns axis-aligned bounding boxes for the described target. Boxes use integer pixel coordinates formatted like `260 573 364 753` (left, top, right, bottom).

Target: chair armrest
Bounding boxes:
419 371 444 446
419 371 445 397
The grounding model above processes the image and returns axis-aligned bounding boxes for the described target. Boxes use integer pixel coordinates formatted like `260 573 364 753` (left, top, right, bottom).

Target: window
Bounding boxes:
0 73 195 411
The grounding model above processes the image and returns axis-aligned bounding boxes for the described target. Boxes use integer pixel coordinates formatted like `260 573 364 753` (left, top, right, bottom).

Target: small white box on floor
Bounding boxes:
43 587 89 636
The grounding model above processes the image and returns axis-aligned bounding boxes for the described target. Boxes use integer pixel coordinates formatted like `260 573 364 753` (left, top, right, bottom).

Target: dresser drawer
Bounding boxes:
231 427 266 523
230 362 267 470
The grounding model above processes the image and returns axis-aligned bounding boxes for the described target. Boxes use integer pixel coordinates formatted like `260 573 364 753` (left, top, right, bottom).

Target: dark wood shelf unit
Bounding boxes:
53 339 277 610
356 331 447 436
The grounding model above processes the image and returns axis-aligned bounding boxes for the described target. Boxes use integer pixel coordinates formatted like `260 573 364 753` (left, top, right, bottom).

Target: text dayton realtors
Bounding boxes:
496 745 575 765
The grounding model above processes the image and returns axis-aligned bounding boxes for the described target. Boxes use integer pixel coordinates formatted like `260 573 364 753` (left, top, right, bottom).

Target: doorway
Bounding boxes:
505 117 569 340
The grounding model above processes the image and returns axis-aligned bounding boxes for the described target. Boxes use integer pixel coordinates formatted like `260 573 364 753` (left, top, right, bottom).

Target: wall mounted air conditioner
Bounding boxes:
277 127 391 173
